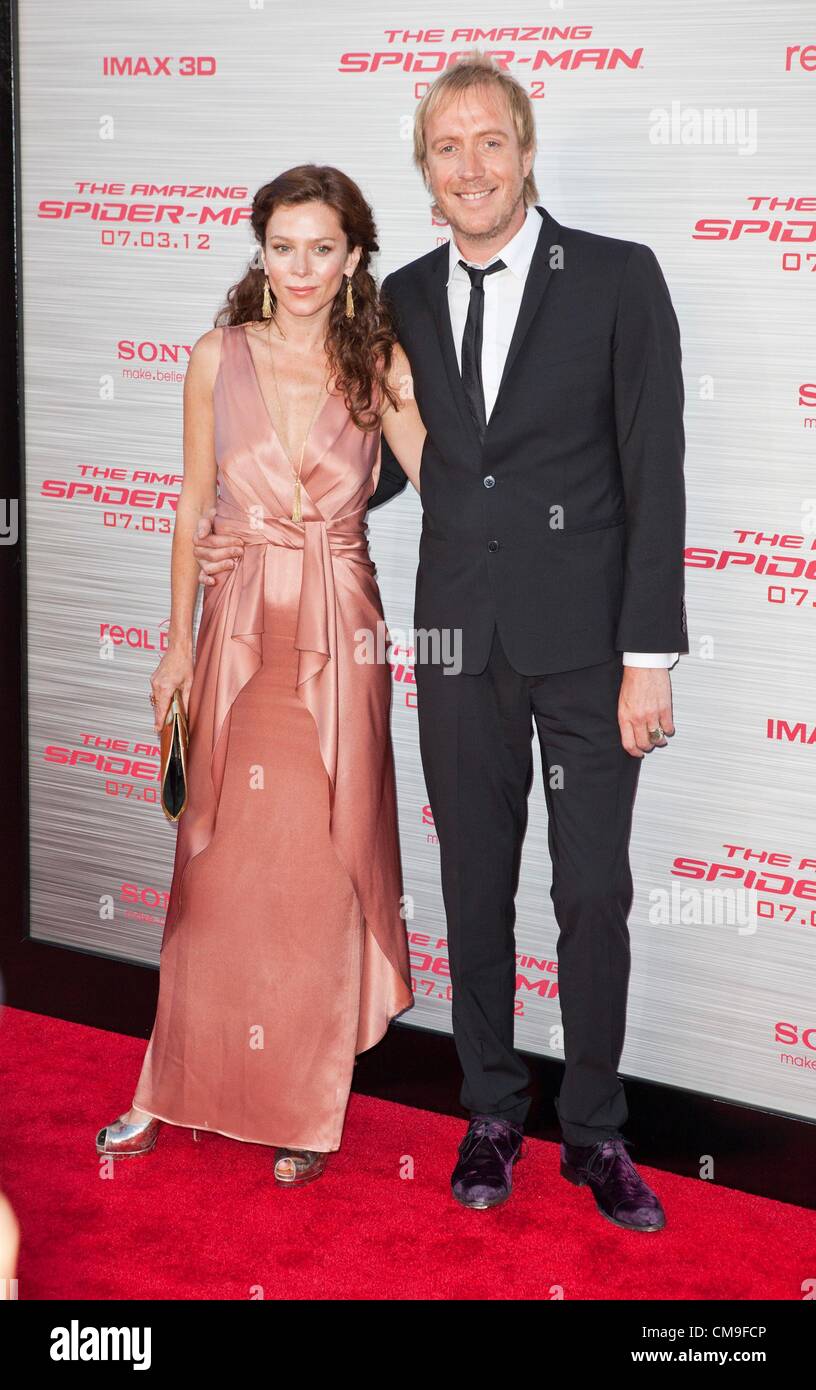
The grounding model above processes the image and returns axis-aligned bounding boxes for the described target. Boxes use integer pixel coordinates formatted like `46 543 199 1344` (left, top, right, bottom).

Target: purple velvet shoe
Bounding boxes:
560 1136 666 1232
451 1114 525 1210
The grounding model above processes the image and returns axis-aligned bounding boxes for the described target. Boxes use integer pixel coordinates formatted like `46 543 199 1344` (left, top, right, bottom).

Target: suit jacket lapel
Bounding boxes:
491 205 561 418
422 205 562 450
425 247 484 453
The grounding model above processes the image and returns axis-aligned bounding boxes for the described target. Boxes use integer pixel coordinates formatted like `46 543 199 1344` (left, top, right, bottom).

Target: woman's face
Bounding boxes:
260 200 361 320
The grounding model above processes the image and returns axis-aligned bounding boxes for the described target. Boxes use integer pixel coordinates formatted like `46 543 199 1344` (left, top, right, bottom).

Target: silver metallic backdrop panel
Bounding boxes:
18 1 816 1120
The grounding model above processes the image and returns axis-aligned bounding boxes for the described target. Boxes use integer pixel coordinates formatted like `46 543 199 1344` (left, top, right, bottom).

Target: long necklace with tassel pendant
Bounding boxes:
292 439 305 523
263 321 326 525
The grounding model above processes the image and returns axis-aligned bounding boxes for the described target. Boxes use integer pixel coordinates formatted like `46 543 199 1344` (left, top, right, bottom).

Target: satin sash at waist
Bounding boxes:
209 498 375 790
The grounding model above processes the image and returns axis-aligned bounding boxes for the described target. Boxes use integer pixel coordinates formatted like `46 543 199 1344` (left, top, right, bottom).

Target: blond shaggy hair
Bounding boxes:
413 53 539 210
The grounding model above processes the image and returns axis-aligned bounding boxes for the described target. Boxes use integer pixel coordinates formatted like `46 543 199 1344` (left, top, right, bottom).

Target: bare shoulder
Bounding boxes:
389 340 412 375
186 325 228 393
382 339 415 411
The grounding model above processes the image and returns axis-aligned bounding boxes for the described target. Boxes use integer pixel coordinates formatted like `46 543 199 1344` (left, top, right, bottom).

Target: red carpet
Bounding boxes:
0 1004 813 1300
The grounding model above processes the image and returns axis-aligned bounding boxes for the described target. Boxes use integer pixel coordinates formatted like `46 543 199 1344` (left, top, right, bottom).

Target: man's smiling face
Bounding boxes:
422 82 534 249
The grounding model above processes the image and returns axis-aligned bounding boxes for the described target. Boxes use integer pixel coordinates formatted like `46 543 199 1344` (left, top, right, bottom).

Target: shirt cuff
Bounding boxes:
622 652 679 668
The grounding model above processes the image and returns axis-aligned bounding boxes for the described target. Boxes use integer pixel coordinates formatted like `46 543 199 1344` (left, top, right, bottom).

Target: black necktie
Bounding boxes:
458 258 507 439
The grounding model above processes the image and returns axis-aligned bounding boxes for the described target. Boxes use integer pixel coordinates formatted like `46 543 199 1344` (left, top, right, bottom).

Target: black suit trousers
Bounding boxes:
415 620 642 1145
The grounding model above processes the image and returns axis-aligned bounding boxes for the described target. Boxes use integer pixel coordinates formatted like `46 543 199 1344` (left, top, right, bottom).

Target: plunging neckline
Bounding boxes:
239 322 337 465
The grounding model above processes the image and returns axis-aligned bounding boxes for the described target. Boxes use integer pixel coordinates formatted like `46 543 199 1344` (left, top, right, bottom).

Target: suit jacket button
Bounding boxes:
483 475 495 488
488 539 499 552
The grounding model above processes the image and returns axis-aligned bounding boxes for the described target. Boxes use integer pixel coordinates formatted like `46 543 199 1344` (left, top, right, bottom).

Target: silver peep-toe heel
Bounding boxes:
95 1111 163 1158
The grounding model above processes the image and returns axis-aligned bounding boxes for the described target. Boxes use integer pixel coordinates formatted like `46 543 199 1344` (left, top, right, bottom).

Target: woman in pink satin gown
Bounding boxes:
95 166 425 1184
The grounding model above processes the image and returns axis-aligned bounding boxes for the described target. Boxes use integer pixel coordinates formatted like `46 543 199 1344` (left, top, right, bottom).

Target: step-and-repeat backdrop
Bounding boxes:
17 1 815 1122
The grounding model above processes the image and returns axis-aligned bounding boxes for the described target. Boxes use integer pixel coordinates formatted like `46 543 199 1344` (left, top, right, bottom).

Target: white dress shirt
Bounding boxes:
446 204 679 670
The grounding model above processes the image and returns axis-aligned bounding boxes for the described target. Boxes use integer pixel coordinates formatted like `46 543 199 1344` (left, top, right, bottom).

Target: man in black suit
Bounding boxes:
367 56 687 1228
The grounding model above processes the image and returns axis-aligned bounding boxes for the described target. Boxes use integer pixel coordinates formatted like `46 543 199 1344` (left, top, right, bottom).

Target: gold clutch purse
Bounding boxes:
159 688 189 823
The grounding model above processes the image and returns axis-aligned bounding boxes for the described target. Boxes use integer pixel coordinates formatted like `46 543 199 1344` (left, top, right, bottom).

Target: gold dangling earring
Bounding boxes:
262 277 272 319
345 275 355 320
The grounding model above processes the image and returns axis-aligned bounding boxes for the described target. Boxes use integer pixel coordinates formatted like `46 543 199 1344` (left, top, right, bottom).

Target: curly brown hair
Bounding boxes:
215 165 399 430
